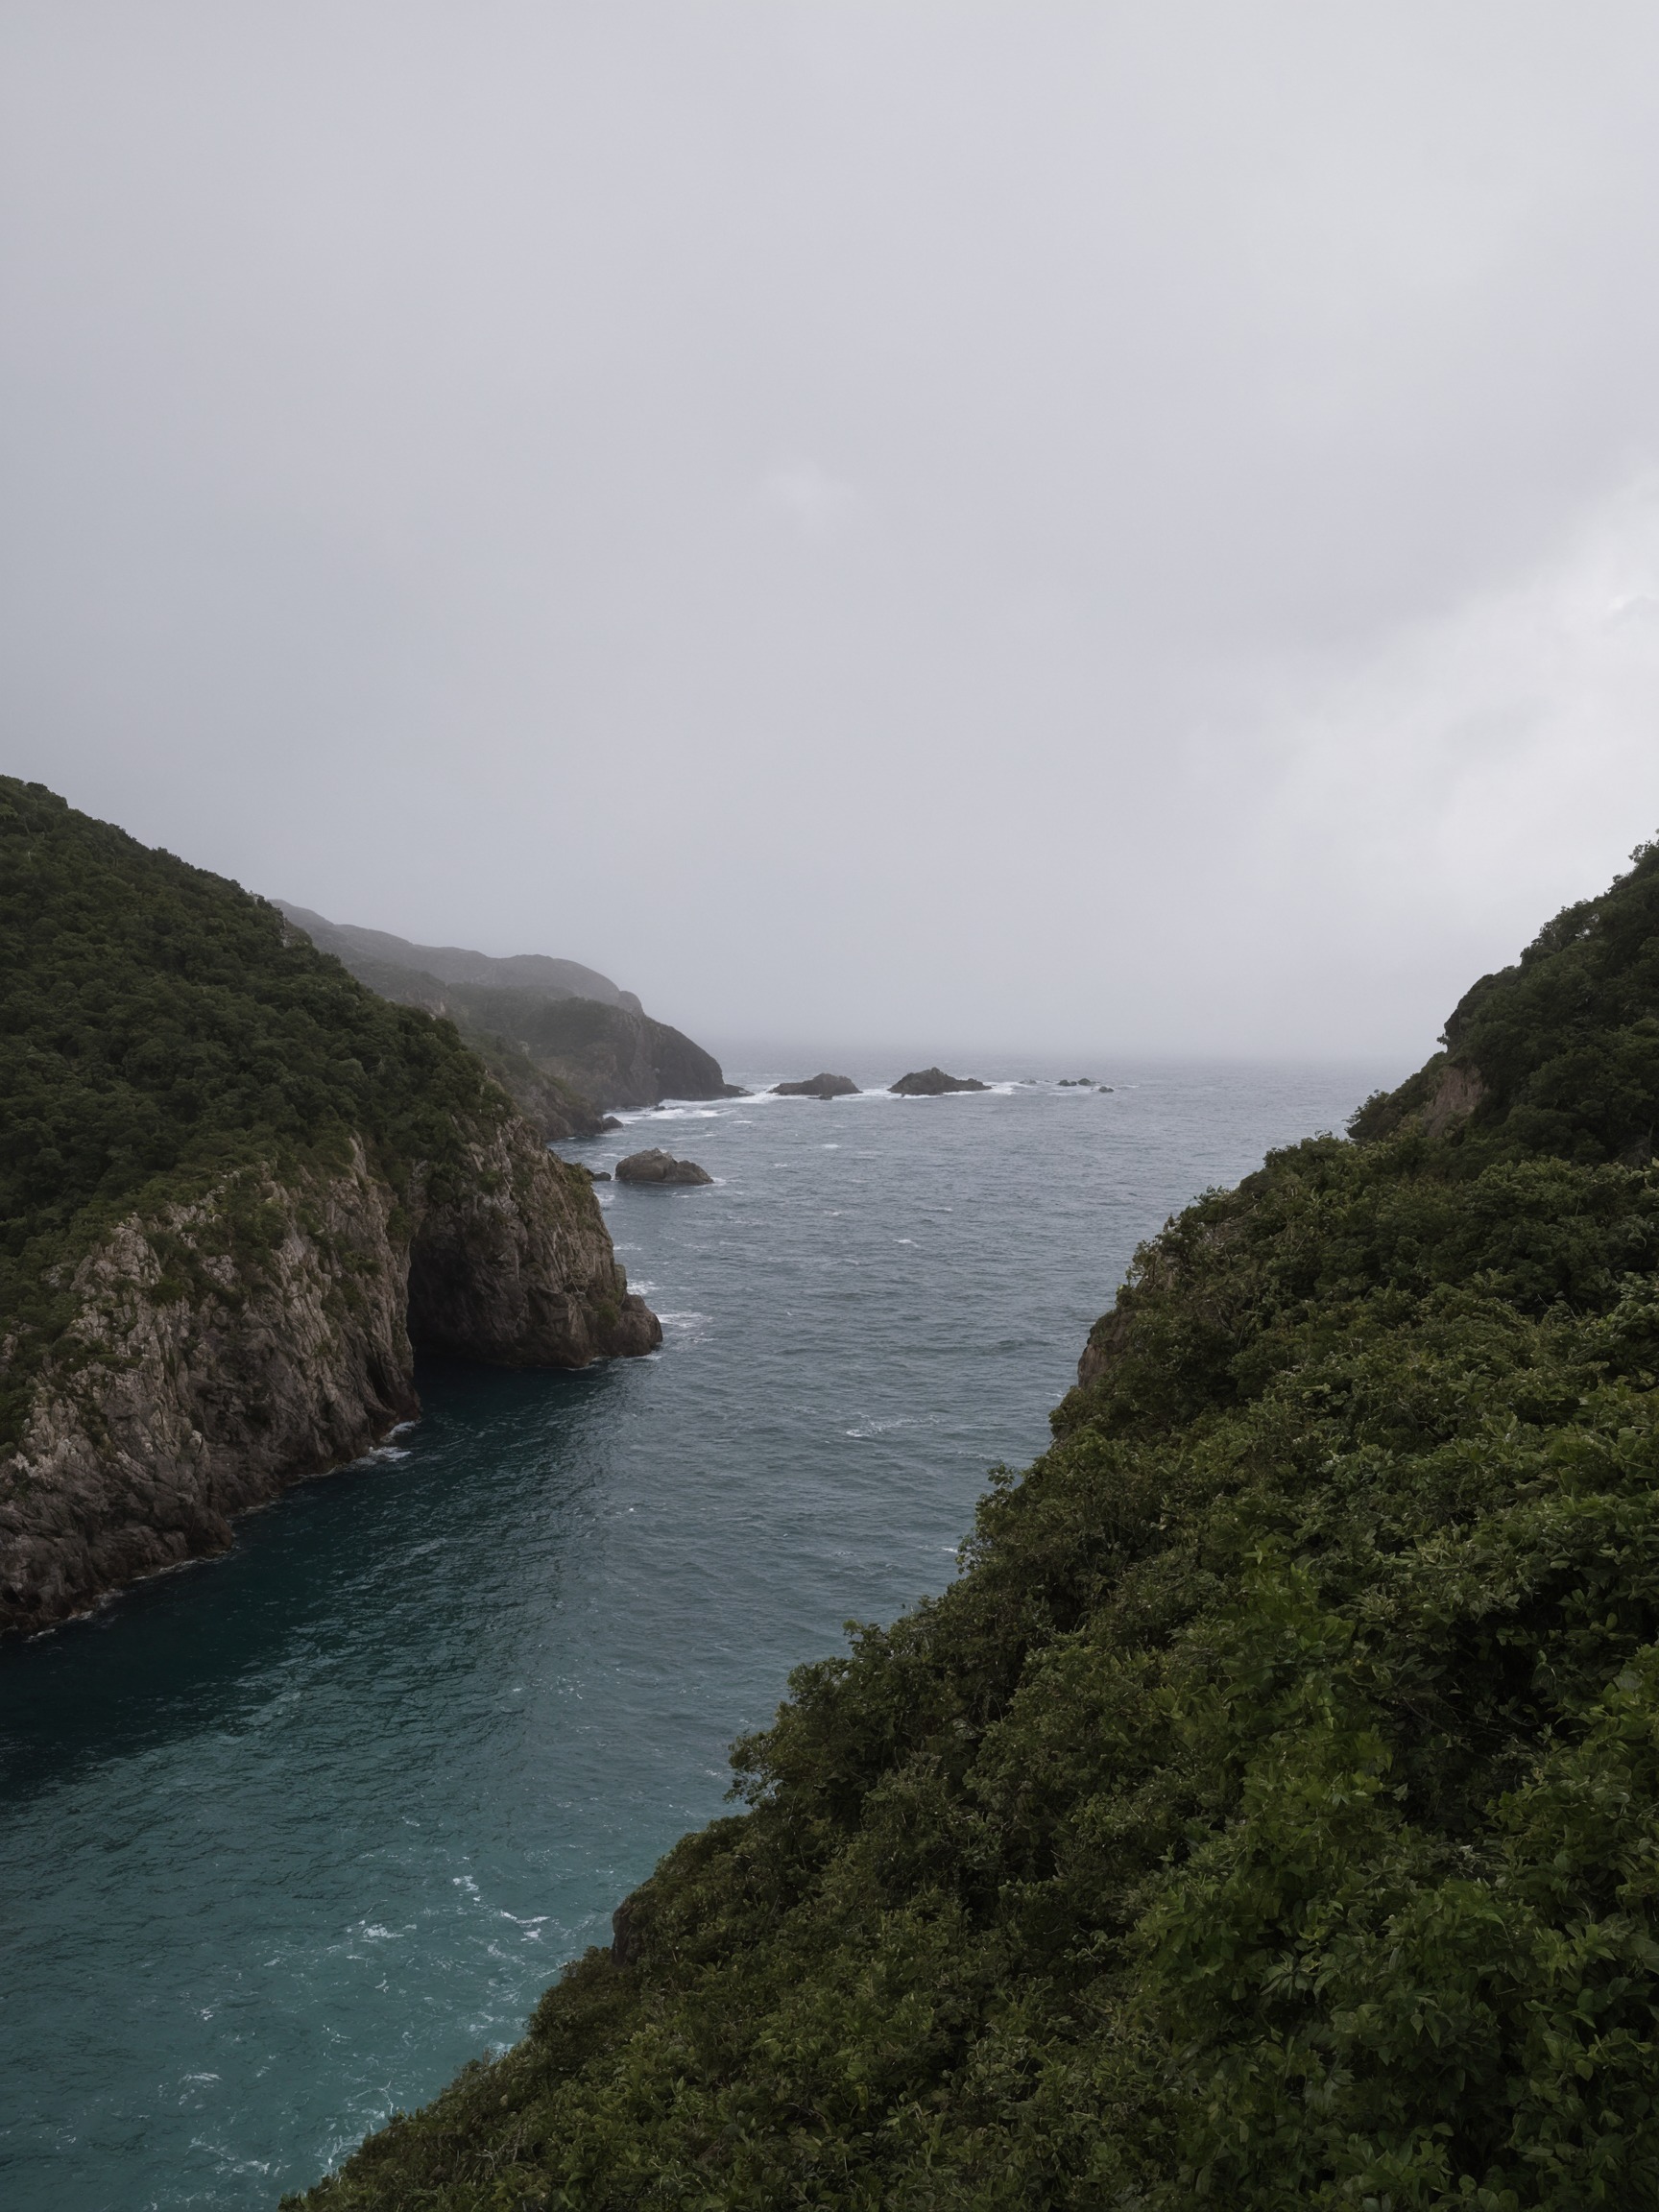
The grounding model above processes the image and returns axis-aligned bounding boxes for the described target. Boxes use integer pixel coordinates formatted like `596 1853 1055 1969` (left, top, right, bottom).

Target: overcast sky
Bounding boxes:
7 3 1659 1061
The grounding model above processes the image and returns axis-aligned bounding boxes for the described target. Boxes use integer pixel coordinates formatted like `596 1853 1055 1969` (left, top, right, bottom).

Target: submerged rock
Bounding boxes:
615 1148 714 1187
772 1072 859 1099
889 1067 990 1096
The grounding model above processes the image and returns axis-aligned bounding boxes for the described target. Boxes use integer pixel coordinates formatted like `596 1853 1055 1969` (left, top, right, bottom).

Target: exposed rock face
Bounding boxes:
1347 1054 1488 1146
0 1118 661 1639
1076 1306 1130 1391
1420 1061 1486 1138
407 1118 660 1364
772 1072 859 1099
614 1148 714 1187
889 1067 990 1095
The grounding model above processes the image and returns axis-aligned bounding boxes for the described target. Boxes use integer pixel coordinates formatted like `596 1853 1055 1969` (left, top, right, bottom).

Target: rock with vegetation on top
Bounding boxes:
771 1072 859 1099
888 1066 989 1095
614 1148 713 1187
0 779 660 1640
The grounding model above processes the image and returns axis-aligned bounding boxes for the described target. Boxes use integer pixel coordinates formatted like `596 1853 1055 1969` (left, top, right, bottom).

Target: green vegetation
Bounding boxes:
0 778 506 1444
293 839 1659 2210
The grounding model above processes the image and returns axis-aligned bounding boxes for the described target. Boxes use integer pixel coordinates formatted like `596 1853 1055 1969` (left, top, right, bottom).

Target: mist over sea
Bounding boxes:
0 1057 1398 2209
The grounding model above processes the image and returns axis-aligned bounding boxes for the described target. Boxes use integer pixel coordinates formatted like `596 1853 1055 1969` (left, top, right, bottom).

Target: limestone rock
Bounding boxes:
614 1148 714 1186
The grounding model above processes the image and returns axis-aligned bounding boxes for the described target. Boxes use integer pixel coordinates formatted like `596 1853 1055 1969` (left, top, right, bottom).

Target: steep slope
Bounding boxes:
298 838 1659 2212
0 781 659 1637
276 900 739 1119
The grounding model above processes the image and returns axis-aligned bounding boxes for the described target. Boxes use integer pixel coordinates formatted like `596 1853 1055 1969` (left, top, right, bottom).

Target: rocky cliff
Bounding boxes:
0 777 661 1639
0 1118 658 1639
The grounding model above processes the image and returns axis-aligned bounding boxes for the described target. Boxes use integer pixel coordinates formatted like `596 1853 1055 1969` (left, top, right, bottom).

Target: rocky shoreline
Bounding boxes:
0 1117 659 1639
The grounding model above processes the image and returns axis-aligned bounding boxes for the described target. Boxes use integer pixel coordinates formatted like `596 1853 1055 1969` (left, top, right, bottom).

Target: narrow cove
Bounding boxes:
0 1064 1387 2209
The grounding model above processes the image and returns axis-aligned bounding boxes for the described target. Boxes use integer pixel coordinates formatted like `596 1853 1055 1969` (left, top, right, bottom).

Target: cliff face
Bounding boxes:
0 1120 660 1638
407 1115 660 1365
1 1142 412 1635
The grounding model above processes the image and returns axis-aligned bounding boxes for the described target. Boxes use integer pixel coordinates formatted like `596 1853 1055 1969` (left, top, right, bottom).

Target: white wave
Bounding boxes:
843 1411 946 1440
614 1102 723 1122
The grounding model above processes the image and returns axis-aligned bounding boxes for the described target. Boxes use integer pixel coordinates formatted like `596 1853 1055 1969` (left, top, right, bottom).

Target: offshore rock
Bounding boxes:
772 1072 859 1098
889 1067 990 1095
614 1148 714 1187
0 1120 660 1639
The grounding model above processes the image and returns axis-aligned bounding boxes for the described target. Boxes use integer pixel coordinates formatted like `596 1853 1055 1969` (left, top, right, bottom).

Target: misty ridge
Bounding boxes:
275 901 1020 1121
273 900 738 1137
276 904 649 1016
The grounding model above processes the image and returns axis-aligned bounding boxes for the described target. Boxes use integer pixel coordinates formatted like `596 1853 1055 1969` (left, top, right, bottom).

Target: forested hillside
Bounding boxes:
0 780 508 1446
0 780 656 1634
299 838 1659 2210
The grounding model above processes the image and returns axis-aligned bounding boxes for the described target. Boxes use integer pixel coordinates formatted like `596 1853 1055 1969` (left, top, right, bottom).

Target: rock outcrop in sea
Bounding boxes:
889 1067 990 1095
771 1072 859 1098
614 1148 714 1186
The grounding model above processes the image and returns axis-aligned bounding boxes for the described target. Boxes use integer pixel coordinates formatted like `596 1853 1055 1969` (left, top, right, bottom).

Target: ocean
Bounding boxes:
0 1057 1398 2208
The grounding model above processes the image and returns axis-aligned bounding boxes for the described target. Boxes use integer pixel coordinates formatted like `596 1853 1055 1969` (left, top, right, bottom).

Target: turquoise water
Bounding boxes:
0 1059 1396 2208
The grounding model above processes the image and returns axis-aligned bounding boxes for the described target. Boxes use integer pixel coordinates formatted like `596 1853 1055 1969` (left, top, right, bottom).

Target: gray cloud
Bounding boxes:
7 2 1659 1061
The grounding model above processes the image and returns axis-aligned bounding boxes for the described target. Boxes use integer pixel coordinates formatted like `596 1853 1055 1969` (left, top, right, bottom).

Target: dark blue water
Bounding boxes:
0 1059 1396 2208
